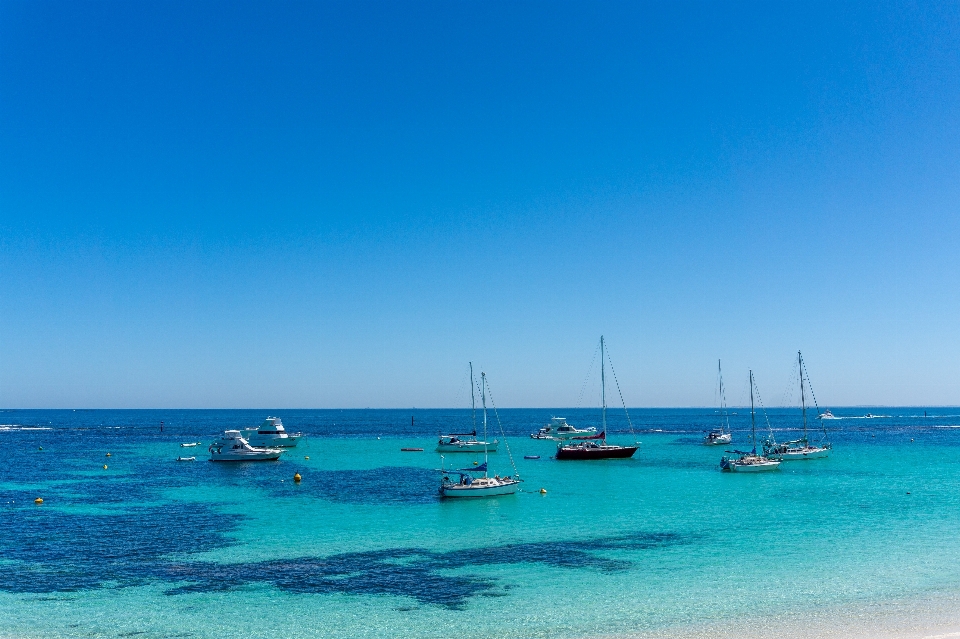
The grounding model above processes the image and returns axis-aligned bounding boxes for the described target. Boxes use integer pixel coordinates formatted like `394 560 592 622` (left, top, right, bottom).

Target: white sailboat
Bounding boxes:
439 370 520 498
703 360 733 445
437 363 498 452
763 351 831 460
721 371 780 472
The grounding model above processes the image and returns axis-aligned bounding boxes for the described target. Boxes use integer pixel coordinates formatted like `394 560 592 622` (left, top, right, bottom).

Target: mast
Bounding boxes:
718 359 728 434
750 370 756 454
600 335 607 445
481 371 489 477
469 362 477 433
799 351 807 440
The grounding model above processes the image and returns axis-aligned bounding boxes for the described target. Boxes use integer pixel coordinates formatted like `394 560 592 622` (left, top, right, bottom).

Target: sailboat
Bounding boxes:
763 351 831 460
720 371 780 472
555 336 639 460
437 363 499 452
703 360 733 445
439 370 520 498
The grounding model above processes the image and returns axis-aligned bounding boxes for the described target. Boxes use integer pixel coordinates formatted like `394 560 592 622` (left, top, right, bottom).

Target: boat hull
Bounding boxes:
724 459 780 472
779 447 830 460
703 435 732 446
210 453 282 461
436 442 498 453
243 432 303 448
440 481 519 498
555 445 638 460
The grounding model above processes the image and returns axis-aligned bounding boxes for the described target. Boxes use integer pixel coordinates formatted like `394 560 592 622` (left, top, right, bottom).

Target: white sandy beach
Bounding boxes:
605 593 960 639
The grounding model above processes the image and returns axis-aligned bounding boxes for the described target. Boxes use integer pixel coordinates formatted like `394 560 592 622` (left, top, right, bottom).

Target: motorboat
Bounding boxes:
530 425 554 439
703 428 732 446
819 409 839 420
176 456 196 462
546 417 598 440
180 442 202 447
436 432 498 453
242 417 303 448
209 431 284 462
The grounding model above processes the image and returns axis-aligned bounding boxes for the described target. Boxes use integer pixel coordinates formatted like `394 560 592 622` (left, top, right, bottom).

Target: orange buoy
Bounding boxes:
294 473 302 482
34 497 43 504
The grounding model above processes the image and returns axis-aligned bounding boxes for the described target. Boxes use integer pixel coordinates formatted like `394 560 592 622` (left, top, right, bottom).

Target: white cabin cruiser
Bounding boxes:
209 430 284 462
242 417 303 448
547 417 597 440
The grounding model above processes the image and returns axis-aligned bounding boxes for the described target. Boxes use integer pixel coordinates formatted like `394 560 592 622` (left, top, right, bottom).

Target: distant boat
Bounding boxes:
209 431 283 462
439 368 520 498
703 360 733 446
556 336 639 461
819 409 839 420
242 417 303 448
438 363 499 453
721 371 781 472
531 417 597 440
763 351 831 461
180 442 202 447
176 456 196 462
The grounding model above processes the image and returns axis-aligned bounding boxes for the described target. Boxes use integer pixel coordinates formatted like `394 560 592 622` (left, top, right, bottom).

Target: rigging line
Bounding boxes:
576 343 601 410
604 343 638 446
799 354 830 438
482 374 520 480
751 376 777 445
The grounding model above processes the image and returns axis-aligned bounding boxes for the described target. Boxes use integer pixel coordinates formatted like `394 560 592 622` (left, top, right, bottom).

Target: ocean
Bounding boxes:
2 407 960 638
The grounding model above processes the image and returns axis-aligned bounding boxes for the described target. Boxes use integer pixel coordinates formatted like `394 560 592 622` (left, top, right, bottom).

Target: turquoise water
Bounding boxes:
2 408 960 638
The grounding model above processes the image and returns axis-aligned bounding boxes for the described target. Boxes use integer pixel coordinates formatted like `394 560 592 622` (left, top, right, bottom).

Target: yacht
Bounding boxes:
819 409 839 420
704 360 733 445
439 368 520 498
209 431 284 462
720 371 781 473
762 352 831 461
242 417 303 448
436 432 498 453
548 417 598 440
703 428 732 445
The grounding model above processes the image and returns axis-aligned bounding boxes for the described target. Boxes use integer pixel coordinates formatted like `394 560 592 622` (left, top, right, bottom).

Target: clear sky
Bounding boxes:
2 1 959 408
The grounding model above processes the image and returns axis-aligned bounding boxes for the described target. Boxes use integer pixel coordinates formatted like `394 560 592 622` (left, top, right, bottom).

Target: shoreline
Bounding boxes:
602 592 960 639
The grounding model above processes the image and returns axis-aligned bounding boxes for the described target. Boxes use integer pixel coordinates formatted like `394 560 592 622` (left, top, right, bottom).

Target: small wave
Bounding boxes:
0 425 52 431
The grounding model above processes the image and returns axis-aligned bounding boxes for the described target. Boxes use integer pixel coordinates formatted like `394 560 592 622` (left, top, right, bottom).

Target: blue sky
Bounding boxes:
2 1 959 408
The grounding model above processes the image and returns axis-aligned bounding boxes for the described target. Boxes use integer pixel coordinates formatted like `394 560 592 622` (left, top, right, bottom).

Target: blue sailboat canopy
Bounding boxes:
459 462 487 473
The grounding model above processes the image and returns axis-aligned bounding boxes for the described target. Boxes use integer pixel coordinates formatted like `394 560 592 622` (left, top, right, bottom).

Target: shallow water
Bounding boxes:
2 408 960 638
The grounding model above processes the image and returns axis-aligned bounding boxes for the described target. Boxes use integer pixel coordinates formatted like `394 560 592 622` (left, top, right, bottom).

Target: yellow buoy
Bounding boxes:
34 497 43 504
473 461 478 465
106 453 111 457
539 488 547 494
103 464 108 470
304 456 310 460
294 473 302 482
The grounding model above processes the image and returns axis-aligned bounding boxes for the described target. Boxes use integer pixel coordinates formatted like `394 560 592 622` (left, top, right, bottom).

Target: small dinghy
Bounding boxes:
523 455 540 460
176 456 196 462
180 442 202 447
